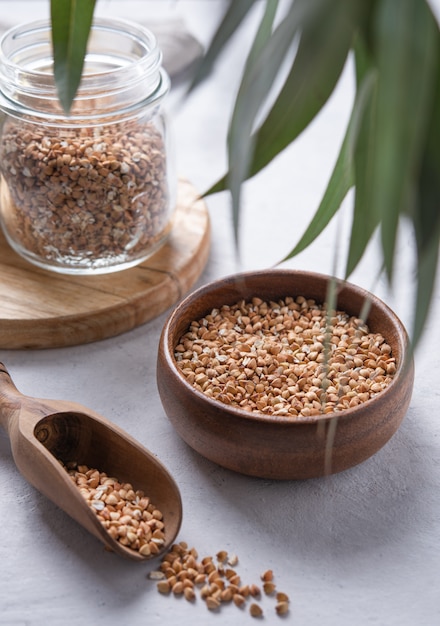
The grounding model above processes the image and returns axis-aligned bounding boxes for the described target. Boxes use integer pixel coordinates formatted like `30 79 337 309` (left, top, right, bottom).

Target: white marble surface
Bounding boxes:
0 2 439 625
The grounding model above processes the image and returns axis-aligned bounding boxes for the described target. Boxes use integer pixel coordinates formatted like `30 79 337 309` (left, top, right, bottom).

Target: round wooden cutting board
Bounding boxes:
0 179 210 349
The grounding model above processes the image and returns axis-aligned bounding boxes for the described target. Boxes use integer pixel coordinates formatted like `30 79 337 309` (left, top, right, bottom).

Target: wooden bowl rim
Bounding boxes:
160 269 412 426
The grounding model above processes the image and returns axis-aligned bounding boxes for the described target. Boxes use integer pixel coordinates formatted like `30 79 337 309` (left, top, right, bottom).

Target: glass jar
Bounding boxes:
0 18 174 274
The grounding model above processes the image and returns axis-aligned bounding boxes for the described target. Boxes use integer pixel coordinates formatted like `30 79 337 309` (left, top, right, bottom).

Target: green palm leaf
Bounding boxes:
411 63 440 346
370 0 439 279
249 0 363 179
207 0 362 198
345 36 379 277
281 68 375 262
226 0 281 244
188 0 256 94
51 0 96 113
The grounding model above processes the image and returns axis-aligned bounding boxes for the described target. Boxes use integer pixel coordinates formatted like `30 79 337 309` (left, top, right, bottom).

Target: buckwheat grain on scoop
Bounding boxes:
65 462 166 556
174 296 396 418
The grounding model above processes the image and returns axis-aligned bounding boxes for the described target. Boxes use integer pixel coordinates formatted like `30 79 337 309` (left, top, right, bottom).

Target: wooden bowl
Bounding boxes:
157 270 414 479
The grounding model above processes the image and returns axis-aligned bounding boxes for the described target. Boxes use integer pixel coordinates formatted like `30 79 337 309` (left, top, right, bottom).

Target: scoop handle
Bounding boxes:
0 363 23 435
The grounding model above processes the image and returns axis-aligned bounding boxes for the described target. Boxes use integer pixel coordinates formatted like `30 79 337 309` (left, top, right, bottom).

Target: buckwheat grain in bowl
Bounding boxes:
157 270 415 479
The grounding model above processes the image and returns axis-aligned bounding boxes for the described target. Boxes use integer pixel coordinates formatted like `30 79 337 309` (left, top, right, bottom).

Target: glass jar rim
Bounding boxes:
0 17 168 121
0 16 162 82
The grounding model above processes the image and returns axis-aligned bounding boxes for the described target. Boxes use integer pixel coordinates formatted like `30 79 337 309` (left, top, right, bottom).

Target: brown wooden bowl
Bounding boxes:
157 270 414 479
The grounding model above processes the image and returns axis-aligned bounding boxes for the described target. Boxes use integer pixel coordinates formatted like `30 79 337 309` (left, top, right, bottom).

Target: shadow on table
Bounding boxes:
0 432 159 604
184 408 431 561
0 404 429 606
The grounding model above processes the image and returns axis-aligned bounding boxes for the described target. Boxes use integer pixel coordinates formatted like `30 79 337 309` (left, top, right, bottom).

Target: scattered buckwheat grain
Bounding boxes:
148 542 290 617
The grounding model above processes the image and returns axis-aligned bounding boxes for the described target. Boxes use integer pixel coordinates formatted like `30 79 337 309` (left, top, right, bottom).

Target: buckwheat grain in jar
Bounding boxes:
0 18 175 274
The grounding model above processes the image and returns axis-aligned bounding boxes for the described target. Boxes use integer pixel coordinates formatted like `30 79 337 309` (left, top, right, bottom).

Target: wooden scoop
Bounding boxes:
0 362 182 561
